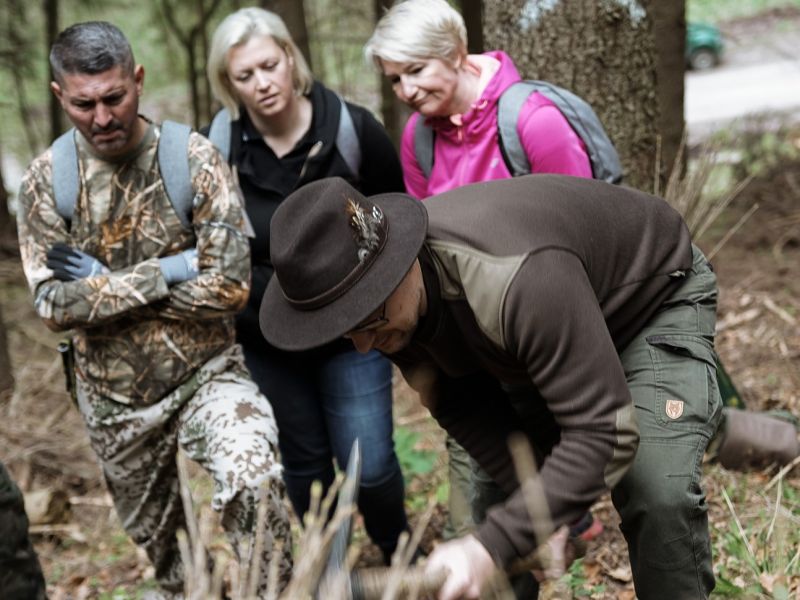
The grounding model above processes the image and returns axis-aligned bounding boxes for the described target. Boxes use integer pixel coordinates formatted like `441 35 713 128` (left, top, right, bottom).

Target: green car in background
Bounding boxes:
687 22 724 70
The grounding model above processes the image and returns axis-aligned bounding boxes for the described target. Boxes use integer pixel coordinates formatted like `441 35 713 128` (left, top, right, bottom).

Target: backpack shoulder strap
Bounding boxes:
204 111 258 240
497 81 536 177
500 80 624 184
51 128 79 222
158 120 193 229
413 115 434 179
334 95 361 177
208 108 232 162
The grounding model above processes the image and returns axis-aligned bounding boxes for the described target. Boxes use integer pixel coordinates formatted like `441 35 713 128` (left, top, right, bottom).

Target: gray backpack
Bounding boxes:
207 93 361 176
414 80 623 184
52 120 196 227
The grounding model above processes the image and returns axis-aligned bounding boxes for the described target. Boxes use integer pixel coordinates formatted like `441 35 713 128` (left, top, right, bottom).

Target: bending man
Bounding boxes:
261 175 722 599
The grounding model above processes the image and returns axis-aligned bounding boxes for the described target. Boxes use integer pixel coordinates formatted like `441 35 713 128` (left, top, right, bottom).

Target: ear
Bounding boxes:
50 81 65 105
453 47 468 70
134 64 145 95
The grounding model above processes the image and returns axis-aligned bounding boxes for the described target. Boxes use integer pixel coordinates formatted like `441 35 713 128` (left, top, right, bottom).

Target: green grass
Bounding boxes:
394 426 437 479
710 476 800 598
688 0 800 24
564 558 608 597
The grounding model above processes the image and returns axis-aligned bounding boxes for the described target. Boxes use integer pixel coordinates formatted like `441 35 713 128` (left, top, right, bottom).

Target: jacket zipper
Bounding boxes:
298 140 324 182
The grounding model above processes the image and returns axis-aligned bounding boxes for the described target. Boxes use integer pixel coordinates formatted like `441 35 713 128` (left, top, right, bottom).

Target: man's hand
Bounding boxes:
46 243 109 281
158 248 199 285
424 534 496 600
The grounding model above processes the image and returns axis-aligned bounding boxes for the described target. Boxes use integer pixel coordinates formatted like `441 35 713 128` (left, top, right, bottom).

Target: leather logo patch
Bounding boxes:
665 399 684 420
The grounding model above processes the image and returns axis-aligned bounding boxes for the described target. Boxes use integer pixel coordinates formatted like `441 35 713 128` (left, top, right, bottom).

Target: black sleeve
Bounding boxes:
349 104 406 195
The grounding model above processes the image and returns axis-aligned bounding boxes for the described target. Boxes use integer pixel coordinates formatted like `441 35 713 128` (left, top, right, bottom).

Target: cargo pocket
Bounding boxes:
646 334 718 432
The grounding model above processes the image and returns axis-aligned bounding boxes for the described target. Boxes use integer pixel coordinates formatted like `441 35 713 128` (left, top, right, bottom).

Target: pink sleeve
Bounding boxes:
400 113 429 199
517 94 593 179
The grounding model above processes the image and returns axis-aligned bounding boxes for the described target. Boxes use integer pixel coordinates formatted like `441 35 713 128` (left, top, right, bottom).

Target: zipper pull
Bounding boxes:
299 141 324 181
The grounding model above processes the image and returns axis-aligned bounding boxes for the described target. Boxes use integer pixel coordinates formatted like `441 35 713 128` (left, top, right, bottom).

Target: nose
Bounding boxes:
345 331 376 354
398 75 417 101
254 70 272 90
94 103 113 128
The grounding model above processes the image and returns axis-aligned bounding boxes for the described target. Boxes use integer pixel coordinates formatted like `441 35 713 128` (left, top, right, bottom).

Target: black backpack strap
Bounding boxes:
413 115 434 179
158 120 194 229
51 128 79 223
334 95 361 177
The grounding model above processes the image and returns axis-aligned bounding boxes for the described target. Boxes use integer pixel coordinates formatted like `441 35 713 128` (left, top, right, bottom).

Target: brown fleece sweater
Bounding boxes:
392 174 693 568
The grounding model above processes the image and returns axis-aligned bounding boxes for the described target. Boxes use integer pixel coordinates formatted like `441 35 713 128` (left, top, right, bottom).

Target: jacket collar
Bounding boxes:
424 50 522 137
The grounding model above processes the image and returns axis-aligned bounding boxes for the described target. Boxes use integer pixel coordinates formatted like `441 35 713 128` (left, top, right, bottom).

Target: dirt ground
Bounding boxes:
2 45 800 594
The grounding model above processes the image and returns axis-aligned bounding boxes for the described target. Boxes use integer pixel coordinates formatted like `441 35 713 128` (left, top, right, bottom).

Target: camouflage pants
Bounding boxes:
76 344 292 596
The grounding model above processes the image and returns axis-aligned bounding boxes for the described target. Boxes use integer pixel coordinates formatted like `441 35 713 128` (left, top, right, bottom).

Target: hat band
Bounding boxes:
283 221 389 311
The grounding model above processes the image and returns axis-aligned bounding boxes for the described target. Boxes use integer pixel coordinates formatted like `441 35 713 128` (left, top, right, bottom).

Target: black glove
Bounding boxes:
46 243 109 281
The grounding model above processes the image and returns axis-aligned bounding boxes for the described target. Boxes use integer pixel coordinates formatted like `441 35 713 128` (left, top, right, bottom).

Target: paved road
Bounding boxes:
686 59 800 124
685 16 800 141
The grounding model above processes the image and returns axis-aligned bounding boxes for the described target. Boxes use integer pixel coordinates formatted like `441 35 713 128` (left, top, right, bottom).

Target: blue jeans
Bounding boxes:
242 341 408 561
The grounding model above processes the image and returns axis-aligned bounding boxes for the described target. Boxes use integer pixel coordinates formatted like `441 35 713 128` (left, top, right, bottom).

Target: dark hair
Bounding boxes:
50 21 134 83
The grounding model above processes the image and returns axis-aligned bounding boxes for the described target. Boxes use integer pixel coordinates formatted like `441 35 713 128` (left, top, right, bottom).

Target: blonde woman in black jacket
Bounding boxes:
206 7 410 564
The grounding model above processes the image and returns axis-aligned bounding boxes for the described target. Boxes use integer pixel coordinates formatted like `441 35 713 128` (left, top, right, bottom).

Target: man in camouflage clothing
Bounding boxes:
16 21 292 597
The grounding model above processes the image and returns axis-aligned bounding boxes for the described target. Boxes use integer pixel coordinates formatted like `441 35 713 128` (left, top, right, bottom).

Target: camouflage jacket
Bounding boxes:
17 122 251 406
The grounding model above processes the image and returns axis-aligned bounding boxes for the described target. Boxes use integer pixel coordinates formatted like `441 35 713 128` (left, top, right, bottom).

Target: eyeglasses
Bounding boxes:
349 302 388 334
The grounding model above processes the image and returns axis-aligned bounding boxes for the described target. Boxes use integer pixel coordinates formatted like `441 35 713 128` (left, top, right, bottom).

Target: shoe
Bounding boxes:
717 408 800 470
569 511 604 542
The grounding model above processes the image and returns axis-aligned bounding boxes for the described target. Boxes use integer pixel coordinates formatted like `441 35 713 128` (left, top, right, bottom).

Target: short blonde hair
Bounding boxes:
364 0 467 69
207 7 313 119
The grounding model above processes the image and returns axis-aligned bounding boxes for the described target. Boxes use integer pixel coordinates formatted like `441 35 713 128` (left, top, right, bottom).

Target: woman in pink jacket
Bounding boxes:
364 0 592 200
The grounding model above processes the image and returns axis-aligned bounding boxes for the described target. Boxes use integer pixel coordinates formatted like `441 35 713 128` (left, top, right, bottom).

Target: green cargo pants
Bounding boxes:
468 245 722 599
612 245 722 599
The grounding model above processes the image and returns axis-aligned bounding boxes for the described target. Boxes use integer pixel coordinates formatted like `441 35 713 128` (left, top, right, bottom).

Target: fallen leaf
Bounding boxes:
617 588 637 600
605 565 632 583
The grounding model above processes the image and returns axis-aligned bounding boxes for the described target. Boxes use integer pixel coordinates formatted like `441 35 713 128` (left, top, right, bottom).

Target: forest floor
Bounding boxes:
1 127 798 599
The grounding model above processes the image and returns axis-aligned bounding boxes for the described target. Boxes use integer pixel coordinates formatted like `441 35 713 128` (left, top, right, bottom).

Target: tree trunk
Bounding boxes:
647 0 686 191
160 0 224 128
187 31 202 129
0 144 18 256
373 0 410 147
483 0 660 191
0 143 17 397
0 303 14 399
44 0 64 141
459 0 484 54
6 0 41 156
199 16 214 118
262 0 313 71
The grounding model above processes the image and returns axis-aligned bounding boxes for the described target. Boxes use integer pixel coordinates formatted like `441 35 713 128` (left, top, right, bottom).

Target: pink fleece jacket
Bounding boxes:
400 51 592 199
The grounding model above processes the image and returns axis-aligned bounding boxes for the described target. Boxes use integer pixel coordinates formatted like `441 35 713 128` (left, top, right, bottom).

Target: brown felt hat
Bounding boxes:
260 177 428 351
